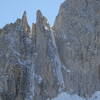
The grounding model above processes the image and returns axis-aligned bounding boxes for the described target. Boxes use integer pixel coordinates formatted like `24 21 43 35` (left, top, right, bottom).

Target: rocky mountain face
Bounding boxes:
0 0 100 100
54 0 100 97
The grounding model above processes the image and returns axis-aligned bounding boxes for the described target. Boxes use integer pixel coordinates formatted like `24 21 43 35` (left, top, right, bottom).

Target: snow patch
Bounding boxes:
62 65 71 73
66 69 71 73
51 92 84 100
63 34 67 40
67 42 71 46
91 91 100 100
26 37 32 44
47 91 100 100
50 30 64 87
45 26 49 31
34 74 43 84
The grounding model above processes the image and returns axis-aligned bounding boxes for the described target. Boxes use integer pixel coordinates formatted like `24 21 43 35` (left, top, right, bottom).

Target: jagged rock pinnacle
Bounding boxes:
36 10 43 24
22 11 30 33
36 10 50 33
22 11 27 24
36 10 48 25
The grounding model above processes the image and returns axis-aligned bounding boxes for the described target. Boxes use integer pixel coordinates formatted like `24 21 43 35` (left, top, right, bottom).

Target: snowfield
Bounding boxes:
47 91 100 100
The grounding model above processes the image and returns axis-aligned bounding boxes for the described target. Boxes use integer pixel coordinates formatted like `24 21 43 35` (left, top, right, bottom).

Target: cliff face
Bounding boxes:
0 12 34 100
32 10 64 100
54 0 100 97
0 10 64 100
0 0 100 100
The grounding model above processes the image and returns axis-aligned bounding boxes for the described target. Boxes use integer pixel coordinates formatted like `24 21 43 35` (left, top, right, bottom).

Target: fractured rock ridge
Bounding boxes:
0 0 100 100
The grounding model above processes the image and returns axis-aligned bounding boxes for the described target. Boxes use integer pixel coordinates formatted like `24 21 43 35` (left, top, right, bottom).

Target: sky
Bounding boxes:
0 0 64 28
